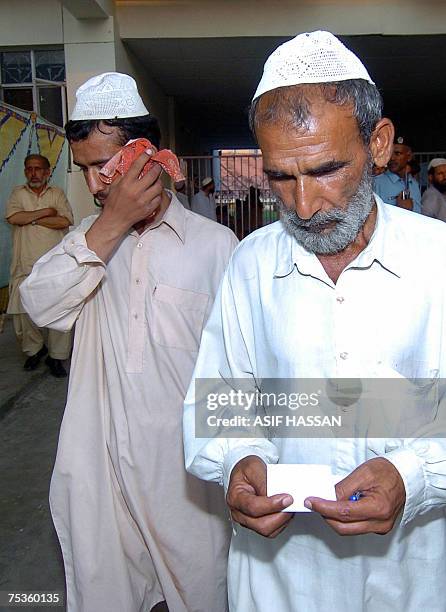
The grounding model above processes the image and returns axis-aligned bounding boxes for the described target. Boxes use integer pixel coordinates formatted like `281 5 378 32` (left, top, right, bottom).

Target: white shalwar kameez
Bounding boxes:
21 196 238 612
191 191 217 221
184 196 446 612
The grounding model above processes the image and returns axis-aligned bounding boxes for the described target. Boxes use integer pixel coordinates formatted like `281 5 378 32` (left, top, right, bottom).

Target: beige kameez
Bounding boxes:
6 184 73 357
20 196 237 612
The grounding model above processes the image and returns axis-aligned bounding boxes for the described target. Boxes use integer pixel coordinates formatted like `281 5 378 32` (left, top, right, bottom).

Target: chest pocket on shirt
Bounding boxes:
370 362 440 436
152 283 209 352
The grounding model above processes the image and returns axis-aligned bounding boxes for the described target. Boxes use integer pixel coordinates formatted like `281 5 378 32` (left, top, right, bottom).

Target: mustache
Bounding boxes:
289 207 347 230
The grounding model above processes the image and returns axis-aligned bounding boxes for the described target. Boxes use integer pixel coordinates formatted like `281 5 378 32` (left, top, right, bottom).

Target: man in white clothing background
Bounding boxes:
21 72 237 612
174 179 191 209
422 157 446 222
191 176 217 220
184 31 446 611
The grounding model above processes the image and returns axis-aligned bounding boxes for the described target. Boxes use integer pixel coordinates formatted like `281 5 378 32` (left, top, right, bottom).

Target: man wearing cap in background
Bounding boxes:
184 31 446 611
191 176 217 220
174 179 191 209
373 136 421 212
20 73 237 612
5 153 73 377
422 158 446 221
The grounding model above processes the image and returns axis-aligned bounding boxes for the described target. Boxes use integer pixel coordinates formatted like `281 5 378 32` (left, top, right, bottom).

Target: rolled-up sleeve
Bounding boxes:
384 438 446 525
5 187 23 219
382 378 446 524
20 215 105 331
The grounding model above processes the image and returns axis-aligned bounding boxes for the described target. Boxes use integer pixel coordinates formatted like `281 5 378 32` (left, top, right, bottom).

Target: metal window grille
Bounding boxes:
179 152 279 240
0 49 67 126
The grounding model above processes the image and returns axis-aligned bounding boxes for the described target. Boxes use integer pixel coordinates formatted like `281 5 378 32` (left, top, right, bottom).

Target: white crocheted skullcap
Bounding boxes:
428 158 446 171
70 72 149 120
253 31 374 101
201 177 214 187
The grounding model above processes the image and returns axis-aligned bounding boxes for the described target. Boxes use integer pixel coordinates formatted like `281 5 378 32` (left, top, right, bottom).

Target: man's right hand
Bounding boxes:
395 193 413 210
98 151 164 234
226 455 294 538
86 152 166 262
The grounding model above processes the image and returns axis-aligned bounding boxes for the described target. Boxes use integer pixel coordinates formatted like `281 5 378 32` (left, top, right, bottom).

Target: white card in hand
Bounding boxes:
267 464 337 512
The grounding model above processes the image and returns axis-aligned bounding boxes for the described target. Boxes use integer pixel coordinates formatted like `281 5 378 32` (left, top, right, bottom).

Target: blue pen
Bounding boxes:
349 491 363 502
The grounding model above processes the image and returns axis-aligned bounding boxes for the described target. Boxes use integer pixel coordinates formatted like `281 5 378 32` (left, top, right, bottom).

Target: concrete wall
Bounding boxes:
0 0 63 46
114 41 170 149
117 0 446 38
62 7 118 223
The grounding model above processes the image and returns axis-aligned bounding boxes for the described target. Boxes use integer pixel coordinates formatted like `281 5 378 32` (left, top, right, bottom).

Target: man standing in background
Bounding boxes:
373 136 421 212
422 158 446 221
174 179 191 209
6 154 73 377
191 176 217 220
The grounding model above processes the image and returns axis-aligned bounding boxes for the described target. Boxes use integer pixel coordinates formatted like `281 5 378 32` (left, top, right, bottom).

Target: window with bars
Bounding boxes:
0 49 66 126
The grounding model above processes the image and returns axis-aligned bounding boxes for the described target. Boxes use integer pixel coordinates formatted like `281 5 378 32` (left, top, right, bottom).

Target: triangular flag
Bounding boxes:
0 107 28 173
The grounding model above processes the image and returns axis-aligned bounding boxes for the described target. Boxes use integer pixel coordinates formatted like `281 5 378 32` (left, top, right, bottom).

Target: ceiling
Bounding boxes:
124 34 446 153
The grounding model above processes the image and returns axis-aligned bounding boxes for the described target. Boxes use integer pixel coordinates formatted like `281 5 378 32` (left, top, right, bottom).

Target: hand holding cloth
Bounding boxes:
99 138 185 184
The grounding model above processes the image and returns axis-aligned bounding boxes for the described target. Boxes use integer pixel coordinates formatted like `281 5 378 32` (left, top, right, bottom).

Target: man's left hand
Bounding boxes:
395 194 413 210
305 457 406 535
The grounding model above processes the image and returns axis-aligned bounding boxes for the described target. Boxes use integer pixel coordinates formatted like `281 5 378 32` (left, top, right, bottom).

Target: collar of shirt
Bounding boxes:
129 191 186 243
23 183 51 197
384 170 414 187
273 195 402 281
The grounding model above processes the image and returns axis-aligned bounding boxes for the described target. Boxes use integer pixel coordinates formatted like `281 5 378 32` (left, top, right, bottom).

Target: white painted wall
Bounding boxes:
0 0 63 46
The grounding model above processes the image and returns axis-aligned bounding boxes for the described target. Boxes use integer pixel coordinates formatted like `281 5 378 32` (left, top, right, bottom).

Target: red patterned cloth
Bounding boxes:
99 138 185 184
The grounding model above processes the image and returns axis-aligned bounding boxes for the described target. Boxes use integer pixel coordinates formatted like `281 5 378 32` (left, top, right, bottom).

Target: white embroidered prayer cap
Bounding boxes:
70 72 149 120
253 30 374 101
428 158 446 171
201 177 214 188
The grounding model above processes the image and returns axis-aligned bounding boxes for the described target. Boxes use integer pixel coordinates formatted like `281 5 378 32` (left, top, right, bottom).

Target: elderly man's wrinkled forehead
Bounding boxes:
252 83 357 137
250 77 384 147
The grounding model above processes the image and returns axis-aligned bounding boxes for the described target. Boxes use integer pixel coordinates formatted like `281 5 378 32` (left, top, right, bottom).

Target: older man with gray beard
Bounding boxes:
183 31 446 611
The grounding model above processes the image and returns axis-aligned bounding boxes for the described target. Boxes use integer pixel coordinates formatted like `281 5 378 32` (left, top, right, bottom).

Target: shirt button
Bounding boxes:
135 278 141 285
134 313 138 320
336 296 345 304
340 352 349 360
137 242 143 248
